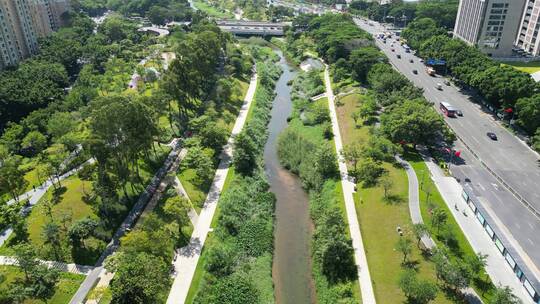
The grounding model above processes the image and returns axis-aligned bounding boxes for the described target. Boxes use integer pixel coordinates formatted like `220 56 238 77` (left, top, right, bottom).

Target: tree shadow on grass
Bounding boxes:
440 285 469 304
71 239 106 266
383 194 404 205
402 259 420 271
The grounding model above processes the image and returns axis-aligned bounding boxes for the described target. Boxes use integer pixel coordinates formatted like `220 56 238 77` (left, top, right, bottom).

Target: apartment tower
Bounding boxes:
0 0 69 69
516 0 540 56
454 0 527 57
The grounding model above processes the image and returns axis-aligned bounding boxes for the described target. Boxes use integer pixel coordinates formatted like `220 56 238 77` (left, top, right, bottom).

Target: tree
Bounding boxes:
401 18 447 49
349 46 385 82
110 252 170 304
489 285 521 304
379 174 393 198
47 112 77 140
396 237 413 264
200 122 228 152
356 157 386 187
412 223 429 248
0 156 28 202
351 111 360 127
467 252 488 280
27 265 60 302
68 217 98 248
380 99 446 147
431 208 448 233
233 132 258 175
42 222 63 261
342 142 363 172
321 234 357 282
399 269 438 304
182 144 215 185
21 131 47 155
358 98 378 124
205 244 236 277
163 195 191 241
515 95 540 135
13 243 39 283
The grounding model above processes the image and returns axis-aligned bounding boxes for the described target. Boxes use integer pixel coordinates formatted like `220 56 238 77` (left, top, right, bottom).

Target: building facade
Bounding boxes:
454 0 527 57
516 0 540 56
0 0 69 69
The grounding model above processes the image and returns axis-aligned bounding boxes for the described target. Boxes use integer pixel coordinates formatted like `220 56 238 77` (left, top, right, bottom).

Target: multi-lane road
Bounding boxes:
354 18 540 277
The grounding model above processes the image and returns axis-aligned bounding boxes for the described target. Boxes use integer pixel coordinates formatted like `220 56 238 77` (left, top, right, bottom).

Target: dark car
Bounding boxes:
487 132 498 140
397 54 401 59
409 59 413 63
412 69 418 74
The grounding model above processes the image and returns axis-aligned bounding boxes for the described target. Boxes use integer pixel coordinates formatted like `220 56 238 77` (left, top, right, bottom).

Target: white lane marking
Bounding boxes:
478 183 486 191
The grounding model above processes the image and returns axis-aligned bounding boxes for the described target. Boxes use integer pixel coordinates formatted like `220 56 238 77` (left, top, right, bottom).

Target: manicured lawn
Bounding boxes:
177 168 207 212
335 89 456 304
405 152 496 302
0 265 85 304
501 61 540 73
0 176 101 263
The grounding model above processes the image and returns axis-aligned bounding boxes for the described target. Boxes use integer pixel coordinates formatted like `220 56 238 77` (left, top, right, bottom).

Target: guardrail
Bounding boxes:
446 123 540 221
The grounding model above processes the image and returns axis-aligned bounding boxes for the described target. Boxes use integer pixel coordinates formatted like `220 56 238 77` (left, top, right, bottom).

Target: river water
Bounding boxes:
264 51 316 304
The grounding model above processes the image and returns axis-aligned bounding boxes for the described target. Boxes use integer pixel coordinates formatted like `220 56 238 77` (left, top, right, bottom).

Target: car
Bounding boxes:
419 59 424 63
487 132 498 140
409 59 413 63
456 109 463 116
436 83 443 90
412 69 418 74
444 80 450 86
391 48 395 52
397 54 401 59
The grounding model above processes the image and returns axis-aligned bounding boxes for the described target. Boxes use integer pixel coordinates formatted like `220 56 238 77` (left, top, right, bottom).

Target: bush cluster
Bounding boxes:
194 57 282 304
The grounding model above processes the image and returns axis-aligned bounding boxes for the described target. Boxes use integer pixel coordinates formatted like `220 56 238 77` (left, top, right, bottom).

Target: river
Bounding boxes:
264 50 316 304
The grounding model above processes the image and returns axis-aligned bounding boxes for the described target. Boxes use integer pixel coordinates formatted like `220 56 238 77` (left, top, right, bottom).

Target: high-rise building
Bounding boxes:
0 0 39 69
516 0 540 56
454 0 527 57
0 0 68 69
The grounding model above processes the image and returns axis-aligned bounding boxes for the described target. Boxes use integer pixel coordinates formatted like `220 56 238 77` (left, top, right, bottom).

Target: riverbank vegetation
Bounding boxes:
277 67 360 303
284 12 501 303
188 52 282 304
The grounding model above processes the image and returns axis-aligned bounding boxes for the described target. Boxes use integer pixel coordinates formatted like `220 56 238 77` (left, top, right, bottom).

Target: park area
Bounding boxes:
335 86 496 303
501 61 540 74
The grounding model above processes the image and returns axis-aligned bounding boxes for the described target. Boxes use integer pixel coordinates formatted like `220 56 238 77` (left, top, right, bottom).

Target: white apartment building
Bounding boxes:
454 0 527 57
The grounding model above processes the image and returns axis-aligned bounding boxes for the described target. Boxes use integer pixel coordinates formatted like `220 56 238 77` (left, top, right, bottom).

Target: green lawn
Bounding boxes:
0 265 85 304
405 152 496 302
501 61 540 73
335 89 456 304
0 176 102 264
193 0 233 18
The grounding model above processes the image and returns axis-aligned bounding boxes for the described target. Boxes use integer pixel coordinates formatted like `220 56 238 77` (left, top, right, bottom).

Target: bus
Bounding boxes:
440 102 457 117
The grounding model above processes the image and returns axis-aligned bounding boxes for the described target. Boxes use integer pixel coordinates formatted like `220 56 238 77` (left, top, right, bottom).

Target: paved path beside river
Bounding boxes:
165 72 258 304
324 65 376 304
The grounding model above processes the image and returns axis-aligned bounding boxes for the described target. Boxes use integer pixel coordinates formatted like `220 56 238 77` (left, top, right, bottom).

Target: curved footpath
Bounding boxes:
165 72 258 304
324 65 376 304
394 155 436 250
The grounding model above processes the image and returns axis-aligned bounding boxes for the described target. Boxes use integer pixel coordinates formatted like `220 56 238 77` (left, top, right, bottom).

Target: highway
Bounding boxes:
353 18 540 276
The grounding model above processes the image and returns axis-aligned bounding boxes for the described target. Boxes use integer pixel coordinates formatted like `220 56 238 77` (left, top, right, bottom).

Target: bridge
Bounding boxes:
216 20 290 36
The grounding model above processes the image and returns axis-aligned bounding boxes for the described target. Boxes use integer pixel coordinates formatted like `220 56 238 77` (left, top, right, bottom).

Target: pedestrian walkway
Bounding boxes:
165 72 258 304
324 65 376 304
0 256 95 275
394 155 436 250
69 139 183 304
0 158 95 247
423 155 533 303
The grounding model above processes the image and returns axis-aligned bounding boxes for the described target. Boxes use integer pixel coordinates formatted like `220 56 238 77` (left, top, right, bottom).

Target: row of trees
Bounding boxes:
193 58 282 303
349 0 459 29
401 17 540 147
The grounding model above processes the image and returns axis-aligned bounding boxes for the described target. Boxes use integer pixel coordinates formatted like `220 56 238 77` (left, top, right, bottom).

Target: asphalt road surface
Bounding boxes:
354 18 540 273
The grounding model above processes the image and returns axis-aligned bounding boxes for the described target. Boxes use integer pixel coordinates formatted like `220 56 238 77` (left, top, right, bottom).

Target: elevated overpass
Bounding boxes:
217 20 290 36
